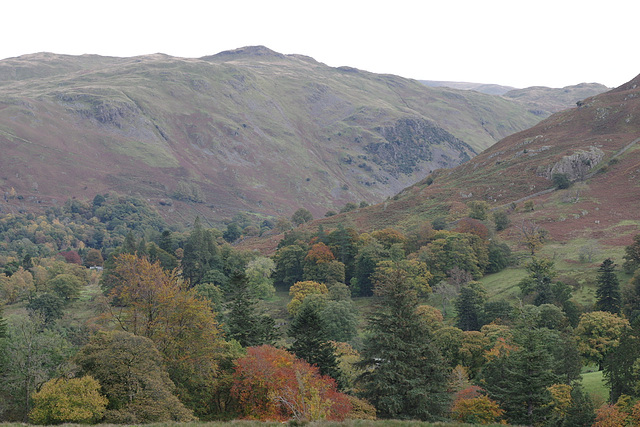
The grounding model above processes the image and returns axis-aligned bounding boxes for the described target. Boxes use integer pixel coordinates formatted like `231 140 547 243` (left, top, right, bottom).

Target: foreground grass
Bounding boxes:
0 422 509 427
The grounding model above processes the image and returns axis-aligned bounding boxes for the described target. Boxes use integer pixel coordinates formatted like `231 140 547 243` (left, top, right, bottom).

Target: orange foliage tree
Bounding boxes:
231 345 352 422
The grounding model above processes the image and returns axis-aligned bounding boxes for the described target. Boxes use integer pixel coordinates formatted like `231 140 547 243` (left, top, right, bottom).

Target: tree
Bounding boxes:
1 315 72 421
272 245 306 290
291 208 313 226
226 271 278 347
518 257 557 305
575 311 629 369
29 376 108 424
482 328 559 426
455 282 487 331
492 210 510 232
287 280 328 316
450 390 504 424
47 273 84 303
518 220 547 255
84 248 104 267
76 331 194 423
104 253 226 416
231 345 352 421
595 258 621 313
181 217 222 287
357 262 450 420
245 256 276 299
467 200 490 221
289 302 341 382
552 173 572 189
602 326 640 401
623 234 640 273
223 223 242 243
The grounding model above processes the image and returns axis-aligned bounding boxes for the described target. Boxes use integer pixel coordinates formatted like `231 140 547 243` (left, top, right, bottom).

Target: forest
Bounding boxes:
1 194 640 426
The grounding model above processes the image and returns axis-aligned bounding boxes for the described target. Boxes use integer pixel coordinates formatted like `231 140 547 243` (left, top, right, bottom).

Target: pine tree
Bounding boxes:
595 258 621 313
357 265 450 420
226 272 278 347
455 282 486 331
482 328 559 426
288 301 340 382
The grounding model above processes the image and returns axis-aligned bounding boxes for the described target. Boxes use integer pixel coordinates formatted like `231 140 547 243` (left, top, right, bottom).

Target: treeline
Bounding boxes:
3 198 640 424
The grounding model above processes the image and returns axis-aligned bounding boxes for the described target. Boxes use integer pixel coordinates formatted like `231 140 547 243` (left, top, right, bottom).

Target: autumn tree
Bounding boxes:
104 253 226 417
467 200 490 221
76 331 194 423
29 376 108 425
595 258 621 314
231 345 351 421
450 387 504 424
357 261 449 420
287 280 329 316
575 311 629 369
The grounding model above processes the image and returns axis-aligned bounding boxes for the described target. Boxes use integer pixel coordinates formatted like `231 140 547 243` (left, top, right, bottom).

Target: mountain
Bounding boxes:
420 80 516 96
421 80 609 116
299 73 640 252
0 47 543 225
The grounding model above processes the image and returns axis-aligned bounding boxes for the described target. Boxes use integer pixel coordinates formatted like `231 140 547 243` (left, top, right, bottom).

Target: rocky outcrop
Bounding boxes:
538 146 604 181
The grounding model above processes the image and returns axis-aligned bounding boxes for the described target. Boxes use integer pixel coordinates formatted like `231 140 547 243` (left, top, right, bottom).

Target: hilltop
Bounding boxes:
0 47 545 226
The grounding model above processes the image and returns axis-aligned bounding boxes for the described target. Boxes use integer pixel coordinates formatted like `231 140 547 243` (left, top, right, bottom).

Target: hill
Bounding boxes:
0 47 544 226
421 80 609 116
261 73 640 254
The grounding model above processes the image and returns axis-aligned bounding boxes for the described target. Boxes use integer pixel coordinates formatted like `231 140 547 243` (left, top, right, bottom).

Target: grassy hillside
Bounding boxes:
0 47 543 227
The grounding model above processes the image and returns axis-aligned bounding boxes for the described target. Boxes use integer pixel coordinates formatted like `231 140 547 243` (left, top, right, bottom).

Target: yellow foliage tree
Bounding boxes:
450 393 504 424
29 376 108 424
287 280 328 316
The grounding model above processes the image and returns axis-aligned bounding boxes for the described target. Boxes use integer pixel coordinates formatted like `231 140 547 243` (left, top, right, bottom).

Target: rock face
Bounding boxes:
539 147 605 181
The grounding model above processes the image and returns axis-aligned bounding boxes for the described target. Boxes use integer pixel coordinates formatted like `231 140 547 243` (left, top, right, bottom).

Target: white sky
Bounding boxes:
2 0 638 89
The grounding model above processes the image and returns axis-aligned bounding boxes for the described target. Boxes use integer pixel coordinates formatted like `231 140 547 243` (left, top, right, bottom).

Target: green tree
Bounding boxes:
623 234 640 273
518 257 557 305
492 210 510 232
552 173 572 189
76 331 195 423
1 315 72 421
455 282 487 331
226 272 278 347
595 258 621 314
245 256 276 299
291 208 313 226
289 301 341 383
181 217 222 287
29 376 108 424
602 326 640 401
482 328 559 426
26 292 65 325
272 245 306 290
48 273 84 303
357 262 450 420
467 200 490 221
223 223 242 243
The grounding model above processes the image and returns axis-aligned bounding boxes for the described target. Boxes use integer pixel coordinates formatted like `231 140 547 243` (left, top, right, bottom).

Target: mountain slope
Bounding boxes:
309 73 640 251
0 47 543 225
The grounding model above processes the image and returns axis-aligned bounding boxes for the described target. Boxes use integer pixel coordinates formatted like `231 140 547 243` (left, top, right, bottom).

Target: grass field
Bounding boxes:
582 370 609 406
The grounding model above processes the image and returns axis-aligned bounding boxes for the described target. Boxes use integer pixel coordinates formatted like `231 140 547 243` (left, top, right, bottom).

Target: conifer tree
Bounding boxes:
226 272 278 347
357 264 450 420
455 282 486 331
595 258 621 313
288 300 340 382
181 217 222 287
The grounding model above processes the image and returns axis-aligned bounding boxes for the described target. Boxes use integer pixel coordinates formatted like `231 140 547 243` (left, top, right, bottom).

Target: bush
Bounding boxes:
552 173 572 189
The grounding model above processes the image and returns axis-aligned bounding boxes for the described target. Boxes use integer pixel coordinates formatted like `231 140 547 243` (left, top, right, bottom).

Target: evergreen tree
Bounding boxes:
482 328 559 426
288 301 341 382
602 327 640 401
455 282 486 331
181 217 222 287
595 258 621 313
159 229 174 253
357 264 450 420
226 272 278 347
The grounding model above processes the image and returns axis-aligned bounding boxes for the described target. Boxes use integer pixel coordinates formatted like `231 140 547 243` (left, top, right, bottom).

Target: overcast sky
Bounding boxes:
2 0 638 89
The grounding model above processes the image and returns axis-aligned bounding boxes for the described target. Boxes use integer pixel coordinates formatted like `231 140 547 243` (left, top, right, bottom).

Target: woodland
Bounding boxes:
1 193 640 426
